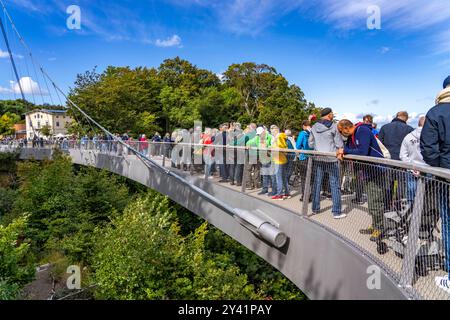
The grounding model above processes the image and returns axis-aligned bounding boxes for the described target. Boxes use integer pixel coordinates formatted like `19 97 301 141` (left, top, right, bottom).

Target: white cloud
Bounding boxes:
1 77 48 96
335 111 426 127
155 35 183 48
379 47 390 54
0 50 9 58
0 49 23 59
168 0 450 52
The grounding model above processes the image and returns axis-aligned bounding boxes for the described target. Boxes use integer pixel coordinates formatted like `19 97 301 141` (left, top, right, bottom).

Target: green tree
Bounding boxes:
92 192 260 300
68 66 162 136
11 154 130 263
0 216 35 300
0 112 21 136
39 124 52 138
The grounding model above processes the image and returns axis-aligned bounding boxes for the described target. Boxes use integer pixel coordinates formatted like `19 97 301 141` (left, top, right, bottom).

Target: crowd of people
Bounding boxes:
1 76 449 281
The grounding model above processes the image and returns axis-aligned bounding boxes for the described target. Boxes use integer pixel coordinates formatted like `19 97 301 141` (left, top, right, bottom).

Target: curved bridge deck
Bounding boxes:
7 146 450 300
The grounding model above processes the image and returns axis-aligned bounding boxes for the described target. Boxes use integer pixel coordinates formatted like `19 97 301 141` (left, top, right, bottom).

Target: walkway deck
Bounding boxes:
147 155 449 300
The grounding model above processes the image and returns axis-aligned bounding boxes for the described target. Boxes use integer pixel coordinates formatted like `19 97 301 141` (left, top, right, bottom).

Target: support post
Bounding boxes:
241 148 248 193
400 178 425 287
301 157 313 216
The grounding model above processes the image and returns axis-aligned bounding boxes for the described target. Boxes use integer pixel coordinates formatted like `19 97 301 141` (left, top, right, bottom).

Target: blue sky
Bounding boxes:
1 0 450 126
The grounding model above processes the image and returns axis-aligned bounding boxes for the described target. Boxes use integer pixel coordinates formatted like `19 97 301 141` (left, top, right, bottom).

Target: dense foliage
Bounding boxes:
0 216 35 300
92 193 260 300
0 155 305 300
68 58 318 136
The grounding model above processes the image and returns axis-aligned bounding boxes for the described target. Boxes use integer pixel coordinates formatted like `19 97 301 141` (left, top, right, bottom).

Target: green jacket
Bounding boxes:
246 134 273 164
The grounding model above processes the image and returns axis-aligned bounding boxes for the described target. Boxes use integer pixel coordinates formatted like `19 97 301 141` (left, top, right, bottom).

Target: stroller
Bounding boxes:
378 182 444 278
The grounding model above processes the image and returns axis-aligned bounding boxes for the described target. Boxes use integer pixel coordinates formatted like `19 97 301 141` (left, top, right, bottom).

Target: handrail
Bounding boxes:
7 139 450 180
71 140 450 181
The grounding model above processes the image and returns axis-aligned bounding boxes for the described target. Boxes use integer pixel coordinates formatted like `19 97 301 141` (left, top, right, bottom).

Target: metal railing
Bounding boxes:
3 139 450 300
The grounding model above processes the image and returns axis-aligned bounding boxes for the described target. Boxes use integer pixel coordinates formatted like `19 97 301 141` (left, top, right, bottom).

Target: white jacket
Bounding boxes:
400 127 427 166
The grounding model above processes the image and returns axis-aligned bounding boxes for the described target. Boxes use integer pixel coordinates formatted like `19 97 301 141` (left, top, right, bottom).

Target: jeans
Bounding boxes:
274 163 290 196
406 172 417 204
219 164 229 180
229 164 244 184
440 184 450 275
312 161 342 215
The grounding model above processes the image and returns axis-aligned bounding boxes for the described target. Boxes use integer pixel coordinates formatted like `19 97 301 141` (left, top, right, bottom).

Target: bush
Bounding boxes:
92 192 261 300
0 216 35 299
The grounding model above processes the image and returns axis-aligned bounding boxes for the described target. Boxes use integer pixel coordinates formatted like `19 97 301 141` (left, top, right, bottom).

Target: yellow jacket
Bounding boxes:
272 133 288 164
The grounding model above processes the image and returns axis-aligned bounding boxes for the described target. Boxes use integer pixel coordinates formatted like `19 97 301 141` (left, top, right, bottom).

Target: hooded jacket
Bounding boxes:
308 120 344 157
296 130 313 161
272 133 288 165
379 118 414 161
400 127 427 166
344 123 383 158
246 133 273 165
421 102 450 169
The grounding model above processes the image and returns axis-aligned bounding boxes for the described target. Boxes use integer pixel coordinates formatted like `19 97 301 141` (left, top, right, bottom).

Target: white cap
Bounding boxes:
256 127 264 135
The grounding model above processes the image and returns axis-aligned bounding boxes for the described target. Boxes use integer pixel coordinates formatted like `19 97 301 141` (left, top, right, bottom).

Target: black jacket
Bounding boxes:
420 103 450 169
379 118 414 160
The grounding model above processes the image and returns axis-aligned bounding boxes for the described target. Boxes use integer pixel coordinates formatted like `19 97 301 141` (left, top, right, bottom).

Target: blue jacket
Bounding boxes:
379 118 414 160
420 103 450 169
296 130 313 161
344 124 383 158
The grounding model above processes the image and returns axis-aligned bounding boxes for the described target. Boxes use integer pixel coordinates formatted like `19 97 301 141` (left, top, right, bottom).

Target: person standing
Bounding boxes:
296 120 313 202
337 120 385 239
202 128 215 179
215 123 229 182
421 76 450 284
271 127 289 200
379 111 414 209
247 127 273 195
284 129 297 197
241 123 258 188
400 116 428 204
309 108 345 219
228 123 245 186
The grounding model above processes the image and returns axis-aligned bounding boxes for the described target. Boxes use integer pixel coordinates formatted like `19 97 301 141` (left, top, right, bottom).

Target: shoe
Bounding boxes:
352 198 366 205
283 194 292 199
370 230 383 242
268 192 276 197
218 179 228 183
258 190 268 195
333 214 347 219
322 192 332 199
230 181 235 186
271 195 284 201
359 226 374 235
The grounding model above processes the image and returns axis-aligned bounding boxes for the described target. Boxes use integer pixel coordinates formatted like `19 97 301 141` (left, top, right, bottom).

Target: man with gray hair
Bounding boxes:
379 111 414 210
309 108 346 219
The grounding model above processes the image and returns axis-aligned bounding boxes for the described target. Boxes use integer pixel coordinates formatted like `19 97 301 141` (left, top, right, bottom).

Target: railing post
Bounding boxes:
400 178 425 288
301 156 313 217
241 148 249 193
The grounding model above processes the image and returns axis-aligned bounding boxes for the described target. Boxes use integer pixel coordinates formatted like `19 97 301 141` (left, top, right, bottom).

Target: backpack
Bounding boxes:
374 137 391 159
351 123 391 159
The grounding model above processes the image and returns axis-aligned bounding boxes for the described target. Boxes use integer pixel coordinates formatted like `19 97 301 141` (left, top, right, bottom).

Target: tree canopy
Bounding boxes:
68 58 319 136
